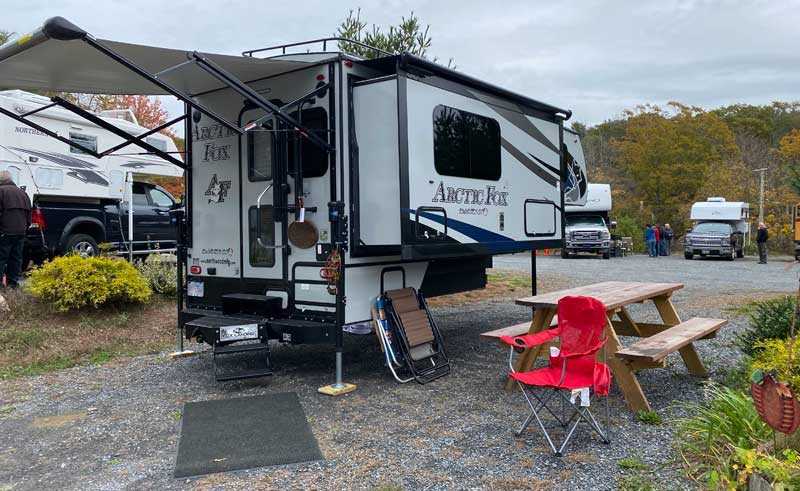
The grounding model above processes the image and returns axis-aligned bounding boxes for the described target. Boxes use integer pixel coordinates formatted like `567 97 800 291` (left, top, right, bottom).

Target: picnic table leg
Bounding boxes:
652 296 708 377
604 311 651 413
504 307 556 391
616 307 642 337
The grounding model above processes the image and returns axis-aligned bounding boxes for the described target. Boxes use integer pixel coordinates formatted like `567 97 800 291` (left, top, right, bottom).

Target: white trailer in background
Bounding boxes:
685 197 749 260
0 16 585 385
563 183 614 259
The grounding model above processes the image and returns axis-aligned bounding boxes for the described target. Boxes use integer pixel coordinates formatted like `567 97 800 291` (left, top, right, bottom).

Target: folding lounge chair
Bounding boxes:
382 288 450 384
501 295 611 456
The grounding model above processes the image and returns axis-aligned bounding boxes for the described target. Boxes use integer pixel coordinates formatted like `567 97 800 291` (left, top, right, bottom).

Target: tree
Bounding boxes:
104 95 175 137
336 9 453 67
614 103 739 233
0 30 11 45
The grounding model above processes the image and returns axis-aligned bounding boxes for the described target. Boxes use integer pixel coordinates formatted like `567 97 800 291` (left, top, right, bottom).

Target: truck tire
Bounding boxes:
65 234 99 258
684 253 693 260
561 249 569 259
736 249 744 259
727 251 735 261
602 251 610 259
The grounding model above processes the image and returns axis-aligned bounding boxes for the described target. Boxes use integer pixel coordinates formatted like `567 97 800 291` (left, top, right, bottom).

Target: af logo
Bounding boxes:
205 174 231 204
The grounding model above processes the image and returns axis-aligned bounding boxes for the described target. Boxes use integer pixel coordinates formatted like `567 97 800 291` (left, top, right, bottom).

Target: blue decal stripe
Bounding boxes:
405 209 532 253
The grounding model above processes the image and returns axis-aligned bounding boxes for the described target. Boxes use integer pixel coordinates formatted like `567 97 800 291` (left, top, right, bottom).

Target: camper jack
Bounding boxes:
0 17 583 388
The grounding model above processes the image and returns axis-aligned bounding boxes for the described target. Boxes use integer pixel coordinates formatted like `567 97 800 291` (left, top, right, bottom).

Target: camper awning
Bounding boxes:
0 17 331 96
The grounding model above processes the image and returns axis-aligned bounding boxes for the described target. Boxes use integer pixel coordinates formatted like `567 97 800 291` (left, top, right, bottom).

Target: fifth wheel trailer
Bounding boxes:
0 17 585 385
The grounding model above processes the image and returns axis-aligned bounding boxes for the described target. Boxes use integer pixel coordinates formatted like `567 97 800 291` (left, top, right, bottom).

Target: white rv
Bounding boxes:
0 89 182 202
0 17 585 384
563 183 614 259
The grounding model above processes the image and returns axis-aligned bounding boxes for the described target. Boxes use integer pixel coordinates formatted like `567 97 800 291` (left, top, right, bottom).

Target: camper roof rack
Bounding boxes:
242 37 392 59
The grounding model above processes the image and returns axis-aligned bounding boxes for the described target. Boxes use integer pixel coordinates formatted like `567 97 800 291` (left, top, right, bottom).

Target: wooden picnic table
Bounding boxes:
505 281 724 413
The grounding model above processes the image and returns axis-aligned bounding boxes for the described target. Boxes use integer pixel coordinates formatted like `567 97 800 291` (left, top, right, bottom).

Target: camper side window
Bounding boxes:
248 206 275 267
433 105 501 181
69 132 97 155
145 137 168 153
288 107 328 179
247 123 273 182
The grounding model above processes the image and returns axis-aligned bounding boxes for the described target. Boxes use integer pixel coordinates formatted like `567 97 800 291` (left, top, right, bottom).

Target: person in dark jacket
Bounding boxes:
0 170 32 288
756 222 769 264
661 224 674 255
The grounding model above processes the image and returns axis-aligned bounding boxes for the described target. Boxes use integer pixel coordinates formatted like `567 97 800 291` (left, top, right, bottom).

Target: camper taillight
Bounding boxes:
190 265 201 274
31 208 45 229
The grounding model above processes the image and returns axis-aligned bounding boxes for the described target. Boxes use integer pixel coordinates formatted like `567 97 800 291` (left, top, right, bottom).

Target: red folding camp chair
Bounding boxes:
501 296 611 456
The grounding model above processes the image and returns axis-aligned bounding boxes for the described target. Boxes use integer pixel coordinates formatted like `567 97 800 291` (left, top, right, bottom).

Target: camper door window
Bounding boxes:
247 121 274 182
433 105 501 181
69 132 97 155
248 206 275 267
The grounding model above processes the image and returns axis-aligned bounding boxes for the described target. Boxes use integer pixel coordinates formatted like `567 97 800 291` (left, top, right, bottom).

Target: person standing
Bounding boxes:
658 224 667 256
663 224 674 255
653 223 661 258
0 170 32 288
645 224 656 257
756 222 769 264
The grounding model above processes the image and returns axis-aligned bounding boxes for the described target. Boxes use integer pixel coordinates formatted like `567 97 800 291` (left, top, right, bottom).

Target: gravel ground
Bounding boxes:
1 253 797 491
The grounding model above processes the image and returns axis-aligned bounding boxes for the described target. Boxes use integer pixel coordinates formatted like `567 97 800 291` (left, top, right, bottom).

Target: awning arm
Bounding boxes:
99 114 187 157
189 51 334 153
244 82 330 131
52 96 188 169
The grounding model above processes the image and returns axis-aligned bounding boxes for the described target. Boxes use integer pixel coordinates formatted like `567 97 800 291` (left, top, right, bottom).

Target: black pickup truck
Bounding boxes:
25 182 178 264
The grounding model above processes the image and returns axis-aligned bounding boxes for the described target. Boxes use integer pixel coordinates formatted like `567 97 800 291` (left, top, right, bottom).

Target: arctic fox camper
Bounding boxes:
0 89 183 259
0 17 584 387
685 197 749 260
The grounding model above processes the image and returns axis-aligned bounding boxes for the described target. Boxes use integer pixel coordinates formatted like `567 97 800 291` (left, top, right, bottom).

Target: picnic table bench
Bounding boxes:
481 281 727 413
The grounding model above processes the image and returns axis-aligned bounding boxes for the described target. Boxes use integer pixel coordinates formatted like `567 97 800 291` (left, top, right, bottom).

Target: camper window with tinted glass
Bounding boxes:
248 206 275 267
69 132 97 155
433 105 501 181
247 123 273 182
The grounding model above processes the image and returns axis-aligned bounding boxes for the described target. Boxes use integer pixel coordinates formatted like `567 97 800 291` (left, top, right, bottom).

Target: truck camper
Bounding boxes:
0 17 584 387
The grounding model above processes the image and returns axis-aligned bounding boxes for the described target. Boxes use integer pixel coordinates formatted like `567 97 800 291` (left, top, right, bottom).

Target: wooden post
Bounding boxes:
604 311 651 413
652 295 708 376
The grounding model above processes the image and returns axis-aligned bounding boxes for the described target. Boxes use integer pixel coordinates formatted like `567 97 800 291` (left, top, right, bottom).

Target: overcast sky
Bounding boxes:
4 0 799 129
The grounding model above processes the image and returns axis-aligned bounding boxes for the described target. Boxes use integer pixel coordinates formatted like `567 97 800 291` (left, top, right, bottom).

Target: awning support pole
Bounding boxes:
101 114 187 157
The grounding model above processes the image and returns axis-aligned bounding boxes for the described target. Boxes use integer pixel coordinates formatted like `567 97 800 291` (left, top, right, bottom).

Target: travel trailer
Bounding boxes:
0 17 584 387
563 183 614 259
685 197 749 260
0 89 183 260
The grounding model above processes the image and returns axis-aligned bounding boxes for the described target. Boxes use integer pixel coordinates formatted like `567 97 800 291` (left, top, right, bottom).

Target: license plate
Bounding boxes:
701 249 710 254
220 324 259 342
187 281 204 297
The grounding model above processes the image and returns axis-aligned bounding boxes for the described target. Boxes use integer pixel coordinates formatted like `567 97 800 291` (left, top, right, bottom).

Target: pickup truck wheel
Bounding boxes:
561 249 569 259
726 251 735 261
736 249 744 258
684 253 693 260
602 251 610 259
65 234 99 258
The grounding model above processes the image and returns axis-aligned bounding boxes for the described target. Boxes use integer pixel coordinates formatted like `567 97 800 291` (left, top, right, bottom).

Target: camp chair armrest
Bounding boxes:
563 339 606 359
500 329 559 348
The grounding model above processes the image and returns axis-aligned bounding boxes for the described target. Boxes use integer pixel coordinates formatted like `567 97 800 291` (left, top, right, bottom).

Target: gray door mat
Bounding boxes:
174 392 323 478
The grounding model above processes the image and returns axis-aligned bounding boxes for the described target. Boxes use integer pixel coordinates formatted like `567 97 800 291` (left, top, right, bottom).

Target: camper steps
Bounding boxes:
213 342 272 382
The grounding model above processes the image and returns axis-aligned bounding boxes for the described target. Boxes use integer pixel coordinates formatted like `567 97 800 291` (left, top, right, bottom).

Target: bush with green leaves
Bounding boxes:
737 296 797 356
750 338 800 390
673 383 800 489
27 255 151 312
134 254 178 297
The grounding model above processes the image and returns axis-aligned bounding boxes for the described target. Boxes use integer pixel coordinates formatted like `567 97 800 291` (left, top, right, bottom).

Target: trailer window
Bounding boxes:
433 105 501 181
69 132 97 155
288 107 328 178
145 136 168 153
248 206 275 267
247 121 273 182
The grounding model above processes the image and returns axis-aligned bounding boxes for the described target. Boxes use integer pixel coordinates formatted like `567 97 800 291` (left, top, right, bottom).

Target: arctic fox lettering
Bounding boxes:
431 181 507 206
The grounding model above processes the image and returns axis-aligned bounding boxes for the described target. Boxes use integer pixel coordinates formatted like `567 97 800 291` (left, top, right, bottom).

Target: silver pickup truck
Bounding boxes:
562 214 612 259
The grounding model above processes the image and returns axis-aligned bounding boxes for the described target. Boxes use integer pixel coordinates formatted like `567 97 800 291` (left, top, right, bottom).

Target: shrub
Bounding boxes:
737 296 797 356
134 254 178 297
750 338 800 390
672 383 793 489
27 255 151 312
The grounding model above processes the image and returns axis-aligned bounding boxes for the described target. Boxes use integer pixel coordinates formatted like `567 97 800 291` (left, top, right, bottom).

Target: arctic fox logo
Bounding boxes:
205 174 231 203
431 181 508 206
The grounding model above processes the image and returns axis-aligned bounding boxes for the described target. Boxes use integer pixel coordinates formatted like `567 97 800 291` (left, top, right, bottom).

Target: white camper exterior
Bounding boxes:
0 90 182 203
0 17 583 382
690 197 750 232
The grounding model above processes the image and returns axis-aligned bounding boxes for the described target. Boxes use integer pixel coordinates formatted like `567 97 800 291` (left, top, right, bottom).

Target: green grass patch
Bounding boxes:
0 357 77 380
618 455 648 470
89 351 114 364
0 407 15 415
618 472 657 491
637 410 663 425
0 327 48 353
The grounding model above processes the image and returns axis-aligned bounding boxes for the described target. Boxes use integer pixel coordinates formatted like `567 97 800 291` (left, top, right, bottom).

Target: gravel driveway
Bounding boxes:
1 253 797 491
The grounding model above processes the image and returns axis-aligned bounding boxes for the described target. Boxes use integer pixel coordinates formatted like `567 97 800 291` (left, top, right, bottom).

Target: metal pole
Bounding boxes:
531 250 537 319
126 172 134 262
754 167 767 225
